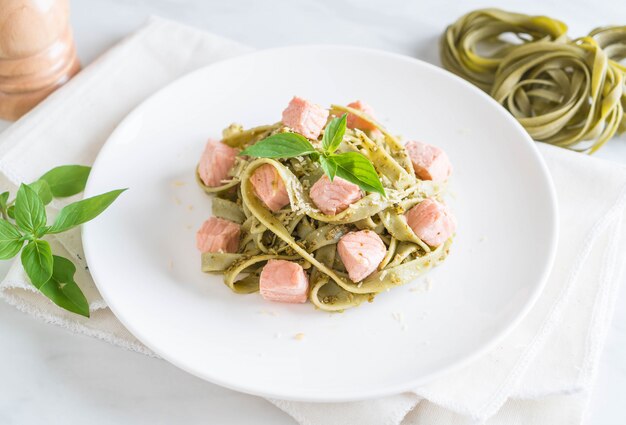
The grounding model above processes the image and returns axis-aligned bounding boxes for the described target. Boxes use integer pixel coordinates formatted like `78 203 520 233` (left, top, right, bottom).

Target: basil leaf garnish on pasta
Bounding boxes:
240 133 316 158
240 114 385 196
322 114 347 153
319 156 337 181
330 152 386 196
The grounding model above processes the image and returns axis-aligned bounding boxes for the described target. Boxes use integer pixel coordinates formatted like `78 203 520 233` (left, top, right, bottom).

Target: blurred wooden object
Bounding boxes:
0 0 80 121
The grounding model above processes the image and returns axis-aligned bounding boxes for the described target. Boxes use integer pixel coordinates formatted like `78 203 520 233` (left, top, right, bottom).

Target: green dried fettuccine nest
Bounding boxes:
440 8 568 91
491 38 624 153
441 9 626 153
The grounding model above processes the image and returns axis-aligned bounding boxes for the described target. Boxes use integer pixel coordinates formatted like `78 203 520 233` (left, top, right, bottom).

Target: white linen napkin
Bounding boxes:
1 17 625 425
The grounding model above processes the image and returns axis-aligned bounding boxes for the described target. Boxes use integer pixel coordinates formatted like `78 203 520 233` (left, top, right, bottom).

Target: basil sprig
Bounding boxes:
240 114 385 196
0 165 125 317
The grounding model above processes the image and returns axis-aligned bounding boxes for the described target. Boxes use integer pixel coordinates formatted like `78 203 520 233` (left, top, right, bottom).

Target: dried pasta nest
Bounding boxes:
441 9 626 153
491 38 624 153
440 8 568 91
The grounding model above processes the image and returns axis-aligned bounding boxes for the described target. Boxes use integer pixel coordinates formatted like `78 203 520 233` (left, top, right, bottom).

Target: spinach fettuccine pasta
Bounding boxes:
441 8 626 153
194 98 456 311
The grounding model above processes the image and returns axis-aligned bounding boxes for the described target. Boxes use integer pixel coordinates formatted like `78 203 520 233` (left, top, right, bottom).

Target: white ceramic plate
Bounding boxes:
82 46 558 402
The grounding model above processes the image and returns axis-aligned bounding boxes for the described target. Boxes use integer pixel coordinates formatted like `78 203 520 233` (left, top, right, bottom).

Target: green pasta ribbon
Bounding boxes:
441 8 626 153
589 26 626 133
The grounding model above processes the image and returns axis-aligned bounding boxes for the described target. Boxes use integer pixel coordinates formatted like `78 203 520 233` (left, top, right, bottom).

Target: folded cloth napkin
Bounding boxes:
1 17 625 425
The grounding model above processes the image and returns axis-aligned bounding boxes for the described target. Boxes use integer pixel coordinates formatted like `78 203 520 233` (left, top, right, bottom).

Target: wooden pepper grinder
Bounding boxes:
0 0 80 121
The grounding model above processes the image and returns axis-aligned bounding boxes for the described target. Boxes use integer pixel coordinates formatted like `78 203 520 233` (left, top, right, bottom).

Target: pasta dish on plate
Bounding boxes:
194 97 456 311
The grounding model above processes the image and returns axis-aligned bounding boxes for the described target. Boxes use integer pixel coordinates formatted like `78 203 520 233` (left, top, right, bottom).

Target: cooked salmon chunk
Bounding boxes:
337 230 387 282
281 96 329 140
405 199 456 247
405 140 452 183
196 217 241 253
250 164 290 212
346 100 378 131
198 139 238 187
259 259 309 303
309 175 363 215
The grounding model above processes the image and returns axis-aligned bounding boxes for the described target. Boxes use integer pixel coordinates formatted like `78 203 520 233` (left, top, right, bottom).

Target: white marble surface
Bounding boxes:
0 0 625 423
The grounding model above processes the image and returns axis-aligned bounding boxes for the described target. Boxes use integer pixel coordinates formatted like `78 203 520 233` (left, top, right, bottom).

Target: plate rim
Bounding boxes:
82 44 559 402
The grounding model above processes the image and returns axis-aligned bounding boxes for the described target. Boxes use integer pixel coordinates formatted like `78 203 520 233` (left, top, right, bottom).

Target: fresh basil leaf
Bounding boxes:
240 133 317 158
322 114 347 154
21 239 53 287
331 152 386 196
39 255 90 317
319 156 337 181
39 165 91 198
0 220 23 260
14 184 47 234
29 180 53 205
7 205 15 219
0 191 9 213
48 189 126 234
